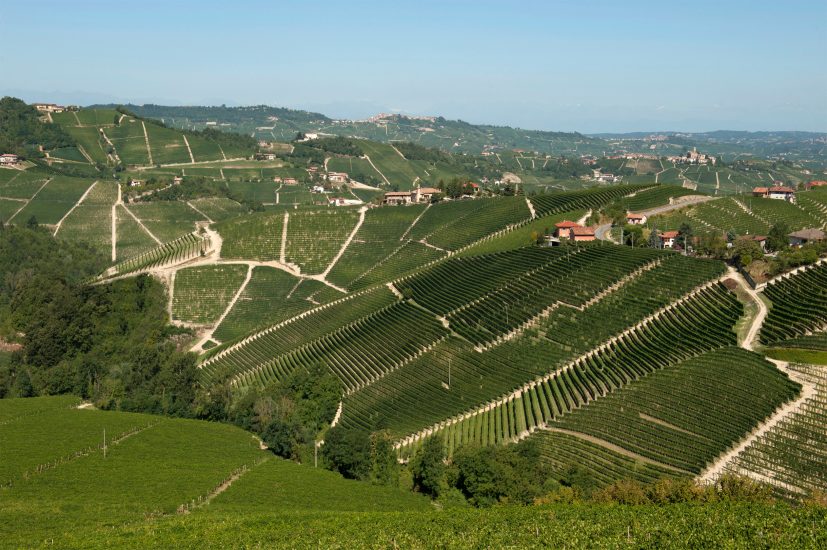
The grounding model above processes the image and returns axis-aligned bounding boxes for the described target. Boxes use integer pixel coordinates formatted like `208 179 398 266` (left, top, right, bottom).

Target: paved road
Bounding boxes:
595 195 715 242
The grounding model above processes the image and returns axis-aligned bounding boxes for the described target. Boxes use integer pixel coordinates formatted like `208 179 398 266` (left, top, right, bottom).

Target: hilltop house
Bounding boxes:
788 228 826 247
0 154 19 165
32 103 65 113
626 212 647 225
383 191 413 205
659 230 680 249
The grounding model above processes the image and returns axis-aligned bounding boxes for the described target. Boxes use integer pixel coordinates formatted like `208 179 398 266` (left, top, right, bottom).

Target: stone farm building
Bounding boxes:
0 154 19 165
32 103 65 113
327 172 348 184
383 187 442 205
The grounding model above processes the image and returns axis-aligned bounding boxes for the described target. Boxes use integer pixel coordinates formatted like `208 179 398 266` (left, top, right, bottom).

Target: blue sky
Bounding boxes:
1 0 825 132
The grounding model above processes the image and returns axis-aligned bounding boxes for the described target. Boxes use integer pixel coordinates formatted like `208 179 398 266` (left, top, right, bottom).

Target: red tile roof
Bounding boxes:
769 186 795 193
555 221 581 228
752 187 769 194
626 213 644 219
571 226 596 236
660 230 680 239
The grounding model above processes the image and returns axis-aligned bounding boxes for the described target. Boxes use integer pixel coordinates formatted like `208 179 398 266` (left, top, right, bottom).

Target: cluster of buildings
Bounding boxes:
592 169 622 183
0 153 20 166
32 103 67 113
548 221 596 243
383 187 442 205
752 185 796 203
666 148 716 165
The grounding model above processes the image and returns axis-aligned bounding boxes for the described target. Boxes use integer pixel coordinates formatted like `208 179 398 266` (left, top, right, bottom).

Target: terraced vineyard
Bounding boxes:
338 253 725 441
284 207 361 274
425 197 531 250
200 287 398 385
553 348 799 473
10 176 93 225
212 267 328 342
172 265 249 324
535 430 681 487
722 363 827 496
188 198 246 222
760 262 827 344
217 211 285 261
56 181 118 254
396 283 744 458
530 184 656 217
620 185 704 211
327 204 426 288
109 232 211 277
128 201 205 242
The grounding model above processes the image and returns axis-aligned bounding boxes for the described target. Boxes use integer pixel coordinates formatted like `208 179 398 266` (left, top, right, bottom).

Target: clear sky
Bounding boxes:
1 0 825 133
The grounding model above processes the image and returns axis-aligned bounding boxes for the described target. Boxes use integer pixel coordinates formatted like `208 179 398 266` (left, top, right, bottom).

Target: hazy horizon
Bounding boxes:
1 0 826 133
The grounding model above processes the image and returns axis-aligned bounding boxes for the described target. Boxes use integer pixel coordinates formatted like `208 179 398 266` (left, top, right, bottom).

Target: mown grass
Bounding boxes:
764 348 827 365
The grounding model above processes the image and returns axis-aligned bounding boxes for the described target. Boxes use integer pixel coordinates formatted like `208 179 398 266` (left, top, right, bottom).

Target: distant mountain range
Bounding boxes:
92 104 827 163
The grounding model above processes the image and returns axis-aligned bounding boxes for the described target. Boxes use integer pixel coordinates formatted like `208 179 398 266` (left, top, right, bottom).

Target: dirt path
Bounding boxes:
182 135 196 163
186 201 213 223
99 129 121 164
389 143 406 159
122 203 162 245
715 171 720 194
280 212 289 264
53 180 98 236
362 154 391 185
525 197 537 219
141 121 153 166
178 456 270 514
190 264 254 352
543 427 689 473
321 206 367 278
696 272 818 483
400 203 430 241
76 144 95 165
8 177 53 223
576 210 592 226
111 185 122 261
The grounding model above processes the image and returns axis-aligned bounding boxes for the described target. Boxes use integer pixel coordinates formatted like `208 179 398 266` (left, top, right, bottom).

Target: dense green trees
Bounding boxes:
0 97 75 158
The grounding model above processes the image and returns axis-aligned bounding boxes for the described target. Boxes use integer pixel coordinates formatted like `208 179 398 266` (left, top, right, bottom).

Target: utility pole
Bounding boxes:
103 428 106 459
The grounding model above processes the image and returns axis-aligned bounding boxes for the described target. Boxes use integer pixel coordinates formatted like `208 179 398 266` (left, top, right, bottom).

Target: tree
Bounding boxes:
370 431 399 485
322 427 371 480
26 216 38 229
767 222 790 252
411 434 445 497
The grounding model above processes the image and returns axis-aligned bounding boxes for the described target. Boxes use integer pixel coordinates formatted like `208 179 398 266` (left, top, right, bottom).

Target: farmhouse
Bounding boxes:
626 212 647 225
129 179 142 187
659 230 680 249
752 187 769 197
32 103 65 113
383 191 413 205
273 176 283 183
463 182 480 196
283 178 298 185
571 226 597 242
805 180 827 190
554 220 581 239
173 176 183 185
255 152 277 161
769 186 796 203
412 187 441 203
752 235 767 252
788 228 826 247
312 185 326 193
327 172 348 184
0 153 19 165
